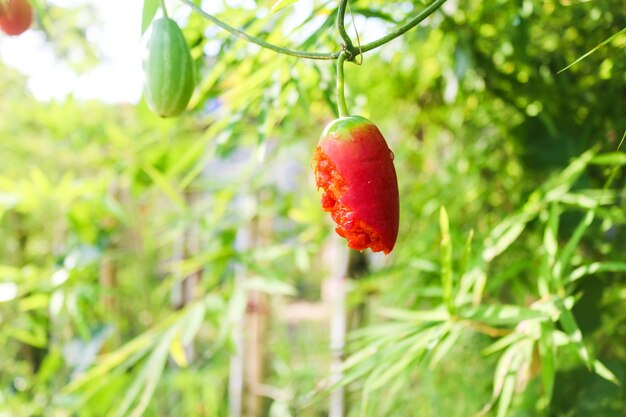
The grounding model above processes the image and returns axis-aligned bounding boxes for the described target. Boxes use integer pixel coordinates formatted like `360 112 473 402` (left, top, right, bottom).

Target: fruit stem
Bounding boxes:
336 51 349 118
160 0 169 18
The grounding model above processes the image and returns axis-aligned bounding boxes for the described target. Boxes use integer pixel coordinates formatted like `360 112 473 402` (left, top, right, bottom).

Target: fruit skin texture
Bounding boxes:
0 0 33 36
143 17 194 118
313 116 399 254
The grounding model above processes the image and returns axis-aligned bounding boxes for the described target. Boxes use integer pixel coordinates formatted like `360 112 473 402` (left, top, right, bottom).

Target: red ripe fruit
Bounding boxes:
313 116 399 254
0 0 33 36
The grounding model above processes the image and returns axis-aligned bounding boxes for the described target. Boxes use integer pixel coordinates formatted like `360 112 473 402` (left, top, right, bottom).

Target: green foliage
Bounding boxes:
0 0 625 416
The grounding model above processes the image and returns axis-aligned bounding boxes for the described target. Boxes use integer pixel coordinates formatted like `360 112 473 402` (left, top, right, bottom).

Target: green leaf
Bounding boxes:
128 327 177 417
558 27 626 73
142 0 160 35
538 205 560 296
141 164 186 210
428 326 460 368
538 322 555 406
483 214 530 262
482 332 526 356
593 359 621 385
555 210 595 279
568 262 626 283
375 307 450 323
244 276 296 296
439 206 454 313
590 152 626 166
556 300 592 368
180 301 207 346
463 304 546 326
270 0 301 14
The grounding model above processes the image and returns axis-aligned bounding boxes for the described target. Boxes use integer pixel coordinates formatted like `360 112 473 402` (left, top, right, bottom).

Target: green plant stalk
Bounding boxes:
178 0 447 61
177 0 338 60
160 0 168 18
336 52 349 117
359 0 448 53
336 0 355 54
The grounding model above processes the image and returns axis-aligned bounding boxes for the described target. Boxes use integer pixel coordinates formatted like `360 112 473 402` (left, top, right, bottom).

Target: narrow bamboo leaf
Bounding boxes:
483 219 528 262
558 27 626 73
482 332 526 356
544 205 559 265
64 312 182 393
493 341 532 417
496 370 516 417
244 276 296 296
111 359 151 417
364 327 444 392
538 322 555 405
128 327 177 417
429 327 460 368
271 0 301 14
409 258 440 274
141 164 186 209
375 307 450 323
66 344 155 414
459 229 474 280
543 149 596 196
439 206 454 312
352 7 396 22
463 304 545 326
556 300 592 367
471 267 488 307
593 359 621 385
555 210 595 279
568 262 626 283
492 345 517 399
7 325 47 348
556 192 610 208
142 0 160 35
537 206 558 295
180 301 206 345
169 334 188 368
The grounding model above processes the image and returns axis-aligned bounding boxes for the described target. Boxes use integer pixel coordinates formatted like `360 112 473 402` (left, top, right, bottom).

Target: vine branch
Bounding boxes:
177 0 448 60
177 0 338 60
359 0 448 53
336 0 355 58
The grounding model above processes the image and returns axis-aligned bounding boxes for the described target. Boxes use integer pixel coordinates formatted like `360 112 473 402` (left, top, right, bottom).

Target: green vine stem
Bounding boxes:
359 0 448 53
160 0 169 18
177 0 338 60
336 52 349 117
336 0 355 56
177 0 447 60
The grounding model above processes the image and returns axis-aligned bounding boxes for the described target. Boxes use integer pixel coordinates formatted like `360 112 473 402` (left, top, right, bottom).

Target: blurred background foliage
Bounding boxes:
0 0 625 416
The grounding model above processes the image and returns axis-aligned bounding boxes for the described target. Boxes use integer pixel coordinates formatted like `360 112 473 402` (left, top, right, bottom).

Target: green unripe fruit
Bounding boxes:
143 17 194 118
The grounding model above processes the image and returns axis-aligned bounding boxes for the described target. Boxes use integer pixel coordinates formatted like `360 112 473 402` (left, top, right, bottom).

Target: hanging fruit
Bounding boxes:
0 0 33 36
313 115 399 254
143 17 195 118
